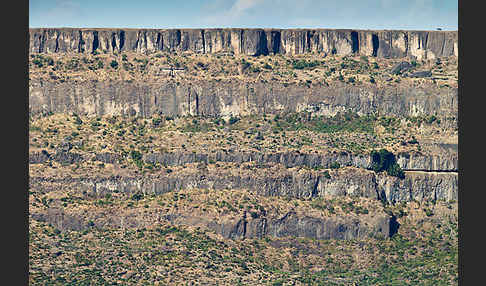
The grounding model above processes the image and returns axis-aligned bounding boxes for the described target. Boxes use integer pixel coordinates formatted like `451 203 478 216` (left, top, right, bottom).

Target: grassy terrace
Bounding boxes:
28 51 458 89
29 195 457 285
29 111 454 177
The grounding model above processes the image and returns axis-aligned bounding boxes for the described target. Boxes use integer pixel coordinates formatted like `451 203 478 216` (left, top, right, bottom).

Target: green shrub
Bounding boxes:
370 149 405 179
110 60 119 69
292 59 320 70
130 150 142 161
229 116 240 125
330 162 340 169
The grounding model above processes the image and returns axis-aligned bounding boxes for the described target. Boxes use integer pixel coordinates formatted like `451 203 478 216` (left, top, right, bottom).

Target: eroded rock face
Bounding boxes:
30 206 393 240
29 28 458 59
29 166 458 204
29 148 458 172
29 79 457 121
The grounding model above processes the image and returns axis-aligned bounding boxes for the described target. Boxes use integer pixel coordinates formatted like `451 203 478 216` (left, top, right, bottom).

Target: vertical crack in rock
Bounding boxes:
312 176 320 197
39 31 46 53
195 90 199 115
306 30 312 52
92 31 99 54
156 32 162 51
404 33 409 56
119 30 126 51
272 30 281 54
78 30 83 53
143 31 148 52
372 34 379 57
240 30 244 54
55 31 59 53
111 32 117 52
201 29 206 54
389 215 400 237
351 31 359 54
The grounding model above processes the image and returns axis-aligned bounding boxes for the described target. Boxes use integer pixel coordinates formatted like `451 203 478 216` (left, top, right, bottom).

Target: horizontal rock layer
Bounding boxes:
29 28 458 60
29 148 458 172
29 167 458 204
31 208 393 240
29 80 458 122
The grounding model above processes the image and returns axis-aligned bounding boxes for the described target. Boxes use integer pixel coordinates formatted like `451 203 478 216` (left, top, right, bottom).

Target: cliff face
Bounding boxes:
29 165 458 204
30 149 457 172
29 79 457 121
29 28 458 60
31 207 392 240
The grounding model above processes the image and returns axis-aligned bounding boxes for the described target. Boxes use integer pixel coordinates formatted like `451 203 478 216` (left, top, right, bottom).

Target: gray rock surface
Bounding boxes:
29 167 458 204
29 28 458 60
409 71 432 78
30 205 393 240
29 79 458 121
390 61 412 75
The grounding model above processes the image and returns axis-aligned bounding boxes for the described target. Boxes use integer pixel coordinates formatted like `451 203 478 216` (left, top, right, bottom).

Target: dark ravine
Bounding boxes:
29 28 458 60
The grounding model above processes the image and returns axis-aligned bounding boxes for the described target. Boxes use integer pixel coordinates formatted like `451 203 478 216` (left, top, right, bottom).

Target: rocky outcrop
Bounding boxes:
29 148 458 172
29 150 83 165
29 79 458 121
29 166 458 203
30 206 393 240
144 150 457 172
208 212 392 240
29 28 458 60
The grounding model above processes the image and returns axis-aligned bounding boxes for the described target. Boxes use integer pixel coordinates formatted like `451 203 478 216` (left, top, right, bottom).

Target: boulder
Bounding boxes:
390 61 412 75
409 71 432 78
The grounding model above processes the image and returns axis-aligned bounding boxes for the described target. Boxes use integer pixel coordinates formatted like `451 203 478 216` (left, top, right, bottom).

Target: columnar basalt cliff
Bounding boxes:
29 28 458 60
29 27 458 248
29 79 458 121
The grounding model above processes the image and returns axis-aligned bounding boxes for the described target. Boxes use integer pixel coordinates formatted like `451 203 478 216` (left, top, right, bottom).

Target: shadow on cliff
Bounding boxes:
389 215 400 238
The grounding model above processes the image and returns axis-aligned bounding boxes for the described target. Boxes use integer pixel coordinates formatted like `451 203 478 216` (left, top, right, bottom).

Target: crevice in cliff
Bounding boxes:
92 31 99 54
404 33 409 56
258 30 269 56
37 34 44 53
272 31 281 54
78 31 84 53
201 29 206 53
351 31 359 54
195 91 199 115
311 176 320 198
306 30 312 53
371 34 380 57
119 30 126 51
372 34 379 57
143 31 148 52
111 33 117 52
134 38 140 52
389 215 400 237
156 32 162 51
240 30 244 55
55 32 59 53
